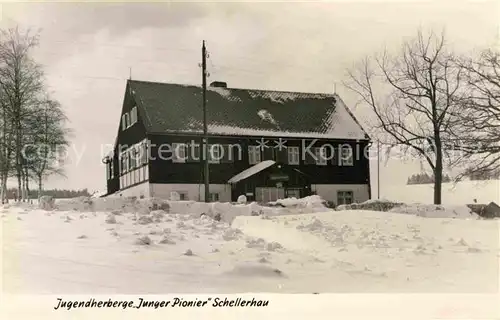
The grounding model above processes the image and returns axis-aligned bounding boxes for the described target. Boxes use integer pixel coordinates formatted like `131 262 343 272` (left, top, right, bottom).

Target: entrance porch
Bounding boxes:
228 160 312 203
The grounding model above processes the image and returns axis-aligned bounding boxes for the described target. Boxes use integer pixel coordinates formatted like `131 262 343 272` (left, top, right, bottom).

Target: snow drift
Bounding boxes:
389 203 480 219
50 195 332 223
337 199 479 219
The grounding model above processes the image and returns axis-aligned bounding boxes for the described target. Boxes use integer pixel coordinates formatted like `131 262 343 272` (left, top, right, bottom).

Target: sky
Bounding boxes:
0 0 498 195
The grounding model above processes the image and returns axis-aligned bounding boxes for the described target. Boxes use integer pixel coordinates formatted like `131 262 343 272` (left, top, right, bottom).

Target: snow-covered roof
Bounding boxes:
228 160 276 184
127 80 369 140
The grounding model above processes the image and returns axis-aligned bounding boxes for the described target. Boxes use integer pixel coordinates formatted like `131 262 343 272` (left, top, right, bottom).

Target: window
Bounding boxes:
209 193 220 202
125 152 131 172
339 146 354 166
186 143 200 162
130 106 138 125
208 144 221 164
172 143 187 163
287 147 300 165
110 160 114 179
337 191 353 205
120 153 128 174
144 165 149 180
177 192 188 201
286 188 301 199
106 163 111 180
125 113 131 128
315 147 328 165
248 146 261 165
141 140 148 165
256 187 285 203
136 146 141 166
130 149 137 169
121 115 127 130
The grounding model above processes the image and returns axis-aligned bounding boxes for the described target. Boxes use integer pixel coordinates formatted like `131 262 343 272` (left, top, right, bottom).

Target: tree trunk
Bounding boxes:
0 175 4 204
2 177 7 204
16 123 22 202
433 134 443 205
38 175 43 199
21 166 26 202
25 167 30 203
16 171 22 202
0 179 5 204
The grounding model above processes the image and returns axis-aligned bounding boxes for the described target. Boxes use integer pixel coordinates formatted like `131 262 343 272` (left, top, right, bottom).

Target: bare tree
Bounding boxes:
344 30 466 204
0 27 44 201
0 90 15 203
24 98 70 197
452 49 500 178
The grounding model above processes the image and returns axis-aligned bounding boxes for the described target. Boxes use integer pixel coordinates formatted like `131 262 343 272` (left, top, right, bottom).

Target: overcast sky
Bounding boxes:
0 0 498 195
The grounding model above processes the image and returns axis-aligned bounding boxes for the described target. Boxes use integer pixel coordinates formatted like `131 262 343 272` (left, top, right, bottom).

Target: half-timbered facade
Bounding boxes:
102 79 371 205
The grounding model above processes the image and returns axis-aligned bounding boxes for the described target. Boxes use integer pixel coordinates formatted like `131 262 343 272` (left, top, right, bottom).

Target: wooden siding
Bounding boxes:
147 133 370 187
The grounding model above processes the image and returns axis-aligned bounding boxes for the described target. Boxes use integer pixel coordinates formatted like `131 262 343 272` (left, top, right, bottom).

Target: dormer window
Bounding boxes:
130 106 138 125
121 115 127 130
121 106 138 131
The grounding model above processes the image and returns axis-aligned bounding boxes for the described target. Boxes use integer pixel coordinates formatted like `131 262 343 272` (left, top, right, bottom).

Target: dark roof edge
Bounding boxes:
127 79 337 97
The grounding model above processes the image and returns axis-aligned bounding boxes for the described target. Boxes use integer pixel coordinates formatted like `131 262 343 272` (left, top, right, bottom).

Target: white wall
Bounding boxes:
149 183 232 202
115 182 150 198
311 184 370 204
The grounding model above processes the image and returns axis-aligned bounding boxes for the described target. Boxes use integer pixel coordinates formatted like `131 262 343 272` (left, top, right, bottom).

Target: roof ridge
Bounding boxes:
128 79 199 88
128 79 335 96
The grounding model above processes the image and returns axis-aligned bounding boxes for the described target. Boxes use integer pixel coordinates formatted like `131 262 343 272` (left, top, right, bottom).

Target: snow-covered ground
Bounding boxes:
384 180 500 205
1 196 499 295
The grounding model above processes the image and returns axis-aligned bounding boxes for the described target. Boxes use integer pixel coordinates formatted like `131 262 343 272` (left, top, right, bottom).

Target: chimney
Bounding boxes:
210 81 227 88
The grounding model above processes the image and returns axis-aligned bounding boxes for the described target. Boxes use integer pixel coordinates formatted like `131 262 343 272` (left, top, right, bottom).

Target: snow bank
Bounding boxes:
50 195 329 223
38 196 56 211
90 191 106 198
269 195 330 211
54 196 170 214
389 203 480 219
337 199 402 212
336 199 479 219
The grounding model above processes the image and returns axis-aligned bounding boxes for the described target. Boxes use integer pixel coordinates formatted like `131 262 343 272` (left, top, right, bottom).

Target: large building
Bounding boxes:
102 80 371 205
